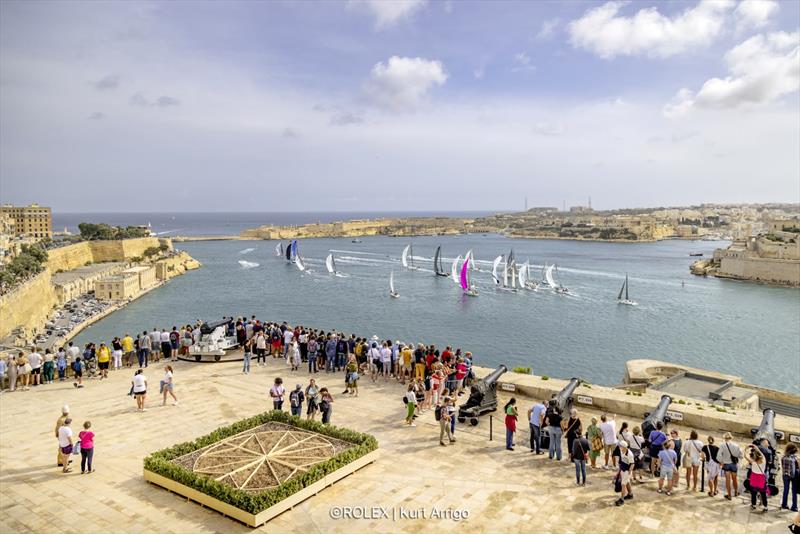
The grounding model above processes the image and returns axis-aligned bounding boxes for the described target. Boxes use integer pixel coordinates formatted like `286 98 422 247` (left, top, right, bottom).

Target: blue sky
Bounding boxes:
1 0 798 212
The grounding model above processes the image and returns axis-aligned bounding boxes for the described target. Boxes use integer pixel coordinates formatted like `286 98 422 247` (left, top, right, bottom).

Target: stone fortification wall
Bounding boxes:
46 237 172 272
0 271 57 341
717 255 800 286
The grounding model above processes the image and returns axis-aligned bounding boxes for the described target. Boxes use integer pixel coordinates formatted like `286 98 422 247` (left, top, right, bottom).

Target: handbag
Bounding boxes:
613 472 622 493
749 463 766 490
73 439 81 455
591 432 604 452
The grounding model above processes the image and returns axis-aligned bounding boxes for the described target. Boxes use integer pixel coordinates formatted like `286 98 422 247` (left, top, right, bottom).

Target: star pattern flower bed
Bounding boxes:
143 411 378 527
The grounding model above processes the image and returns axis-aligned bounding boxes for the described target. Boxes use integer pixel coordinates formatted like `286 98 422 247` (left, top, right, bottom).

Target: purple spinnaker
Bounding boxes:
460 258 469 291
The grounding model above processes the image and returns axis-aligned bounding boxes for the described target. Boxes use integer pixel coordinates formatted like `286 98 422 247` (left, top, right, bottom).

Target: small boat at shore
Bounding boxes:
351 238 362 243
389 270 399 298
689 253 703 257
617 274 637 306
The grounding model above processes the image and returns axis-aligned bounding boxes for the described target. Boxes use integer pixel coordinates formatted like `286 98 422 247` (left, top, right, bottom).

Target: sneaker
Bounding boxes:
440 442 446 447
408 423 416 427
750 505 756 510
624 494 633 500
614 498 624 506
762 507 768 513
657 489 663 494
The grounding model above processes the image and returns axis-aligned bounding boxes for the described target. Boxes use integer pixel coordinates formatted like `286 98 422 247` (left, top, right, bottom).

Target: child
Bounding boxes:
78 421 95 473
56 348 67 381
72 357 84 388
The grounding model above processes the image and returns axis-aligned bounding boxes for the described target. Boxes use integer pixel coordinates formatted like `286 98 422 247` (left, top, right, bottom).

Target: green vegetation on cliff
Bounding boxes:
78 222 151 241
0 244 49 293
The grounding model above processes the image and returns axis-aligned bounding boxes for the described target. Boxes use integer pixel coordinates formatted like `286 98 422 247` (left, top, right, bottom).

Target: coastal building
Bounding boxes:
52 262 127 304
122 265 157 289
95 272 140 300
0 203 52 239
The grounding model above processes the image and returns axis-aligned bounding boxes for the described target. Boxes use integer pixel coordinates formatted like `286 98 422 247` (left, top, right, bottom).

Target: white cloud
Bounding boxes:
568 0 734 59
535 18 560 40
734 0 779 31
665 31 799 116
348 0 427 30
364 56 447 111
512 52 536 72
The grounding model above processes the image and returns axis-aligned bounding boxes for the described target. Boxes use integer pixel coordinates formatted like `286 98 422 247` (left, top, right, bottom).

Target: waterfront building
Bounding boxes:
52 262 128 304
0 203 52 239
95 272 140 300
122 265 157 290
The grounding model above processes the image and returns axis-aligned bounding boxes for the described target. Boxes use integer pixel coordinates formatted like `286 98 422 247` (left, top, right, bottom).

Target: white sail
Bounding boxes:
491 255 503 285
518 263 526 287
295 255 306 272
503 256 509 287
466 249 476 270
401 245 410 268
325 253 335 274
274 243 282 257
389 270 397 295
451 255 462 282
545 264 556 288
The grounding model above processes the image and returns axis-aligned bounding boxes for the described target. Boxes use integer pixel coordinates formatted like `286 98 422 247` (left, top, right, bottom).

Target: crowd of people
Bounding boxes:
5 314 798 524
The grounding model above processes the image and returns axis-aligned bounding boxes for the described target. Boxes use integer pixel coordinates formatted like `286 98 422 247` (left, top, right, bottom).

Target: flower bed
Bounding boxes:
143 410 378 526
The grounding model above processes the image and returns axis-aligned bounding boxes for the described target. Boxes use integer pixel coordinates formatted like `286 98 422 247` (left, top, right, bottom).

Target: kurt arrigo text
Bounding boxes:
329 506 469 521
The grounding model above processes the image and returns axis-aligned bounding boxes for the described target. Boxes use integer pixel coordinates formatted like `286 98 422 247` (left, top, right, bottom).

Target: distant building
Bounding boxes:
569 205 593 214
94 265 157 300
0 203 52 239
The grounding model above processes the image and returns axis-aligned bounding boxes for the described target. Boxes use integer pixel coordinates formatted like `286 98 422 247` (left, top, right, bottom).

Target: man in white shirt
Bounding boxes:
150 329 162 361
58 418 74 473
28 348 42 386
599 413 618 469
380 343 392 380
283 329 294 359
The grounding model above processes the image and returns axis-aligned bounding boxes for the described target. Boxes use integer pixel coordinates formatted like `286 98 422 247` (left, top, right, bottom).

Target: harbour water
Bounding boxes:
72 234 800 393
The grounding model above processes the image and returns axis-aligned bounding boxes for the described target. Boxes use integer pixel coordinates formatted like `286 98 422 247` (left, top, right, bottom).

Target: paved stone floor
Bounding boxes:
1 356 795 533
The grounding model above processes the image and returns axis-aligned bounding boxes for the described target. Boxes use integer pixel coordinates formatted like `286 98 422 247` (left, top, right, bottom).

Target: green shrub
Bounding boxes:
143 410 377 515
677 399 686 404
512 367 531 375
541 375 549 381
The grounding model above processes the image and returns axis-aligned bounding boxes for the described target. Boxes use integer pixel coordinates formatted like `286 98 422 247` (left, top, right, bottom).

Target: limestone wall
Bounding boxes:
718 255 800 286
0 271 57 340
46 238 172 273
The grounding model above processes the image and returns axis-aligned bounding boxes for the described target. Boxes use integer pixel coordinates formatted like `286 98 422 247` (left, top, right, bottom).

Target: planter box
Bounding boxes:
145 449 379 527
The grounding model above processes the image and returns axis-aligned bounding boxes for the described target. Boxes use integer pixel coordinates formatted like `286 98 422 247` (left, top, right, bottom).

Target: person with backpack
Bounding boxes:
72 357 84 388
781 443 799 512
404 383 417 427
437 397 454 446
717 432 742 500
289 384 305 416
745 444 769 512
614 441 634 504
270 377 285 411
648 421 668 476
504 398 518 451
169 327 181 362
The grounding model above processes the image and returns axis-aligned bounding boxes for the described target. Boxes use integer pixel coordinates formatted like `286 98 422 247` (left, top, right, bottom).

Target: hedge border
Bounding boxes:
143 410 378 514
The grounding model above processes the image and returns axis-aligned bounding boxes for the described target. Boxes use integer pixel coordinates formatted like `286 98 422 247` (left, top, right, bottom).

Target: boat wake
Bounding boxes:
238 260 259 269
239 247 256 254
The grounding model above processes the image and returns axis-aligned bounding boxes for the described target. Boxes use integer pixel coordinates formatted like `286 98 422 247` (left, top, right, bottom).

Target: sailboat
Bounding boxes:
617 274 637 306
285 241 295 262
294 254 306 272
274 242 283 257
508 249 518 290
544 264 556 288
451 255 462 282
491 255 503 285
401 244 417 270
466 249 476 271
433 246 449 277
523 261 538 290
460 254 478 296
389 270 399 298
553 264 570 294
325 253 337 275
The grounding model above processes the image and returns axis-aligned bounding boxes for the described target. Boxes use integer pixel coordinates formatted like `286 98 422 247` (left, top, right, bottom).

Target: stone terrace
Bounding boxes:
0 355 794 533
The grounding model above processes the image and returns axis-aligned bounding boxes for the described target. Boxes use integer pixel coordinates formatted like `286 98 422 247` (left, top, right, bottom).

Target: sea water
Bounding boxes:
73 234 800 393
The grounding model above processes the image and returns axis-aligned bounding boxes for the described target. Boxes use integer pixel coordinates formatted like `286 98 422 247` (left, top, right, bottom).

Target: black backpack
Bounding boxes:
434 405 442 421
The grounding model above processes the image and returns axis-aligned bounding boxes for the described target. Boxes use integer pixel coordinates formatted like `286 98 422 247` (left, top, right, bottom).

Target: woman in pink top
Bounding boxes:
455 359 468 396
78 421 95 474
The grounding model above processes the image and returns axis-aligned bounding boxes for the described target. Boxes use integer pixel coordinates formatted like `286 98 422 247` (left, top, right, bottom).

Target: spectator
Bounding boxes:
702 435 721 497
161 365 178 406
270 377 285 411
289 384 305 416
614 441 634 505
717 432 742 500
781 443 798 512
242 337 252 374
572 431 590 487
96 343 110 379
438 396 454 446
586 417 603 469
16 352 31 390
683 430 704 492
564 408 582 461
28 348 42 386
544 400 563 461
42 348 55 384
305 379 319 420
745 444 769 512
528 400 546 455
58 418 74 473
319 387 333 424
599 414 617 469
78 421 95 474
55 405 70 467
71 357 84 388
658 440 678 496
504 398 518 451
138 331 151 368
121 332 135 368
131 369 147 412
648 421 668 476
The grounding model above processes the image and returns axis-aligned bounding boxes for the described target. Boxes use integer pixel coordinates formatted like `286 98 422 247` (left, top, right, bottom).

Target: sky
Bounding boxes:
0 0 798 213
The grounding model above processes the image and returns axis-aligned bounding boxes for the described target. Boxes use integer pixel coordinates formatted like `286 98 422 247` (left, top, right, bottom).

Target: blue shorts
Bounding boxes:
660 467 674 480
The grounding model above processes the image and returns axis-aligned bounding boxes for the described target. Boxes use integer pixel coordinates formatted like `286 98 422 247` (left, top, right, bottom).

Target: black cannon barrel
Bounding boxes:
200 319 231 335
553 377 581 413
752 408 777 449
483 364 508 386
642 395 672 437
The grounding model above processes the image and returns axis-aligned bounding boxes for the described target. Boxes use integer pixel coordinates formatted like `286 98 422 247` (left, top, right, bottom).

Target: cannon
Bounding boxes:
642 395 673 439
539 378 581 450
200 318 231 336
552 377 581 414
458 365 507 426
751 408 784 450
